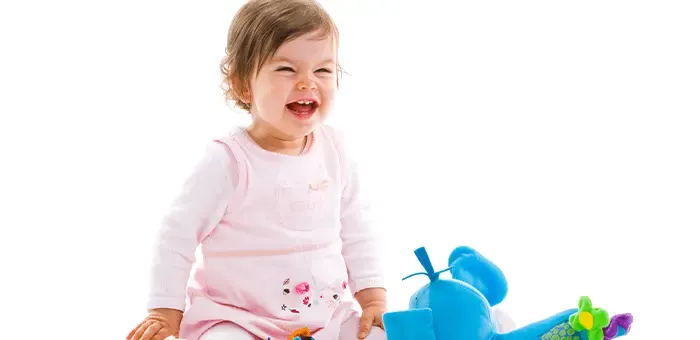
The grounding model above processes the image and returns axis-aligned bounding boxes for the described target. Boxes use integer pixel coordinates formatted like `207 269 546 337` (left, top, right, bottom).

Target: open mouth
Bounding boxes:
286 99 319 120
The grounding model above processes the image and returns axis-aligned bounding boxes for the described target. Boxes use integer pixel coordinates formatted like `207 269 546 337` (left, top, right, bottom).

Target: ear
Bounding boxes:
383 308 437 340
448 246 508 306
241 88 251 103
230 76 251 104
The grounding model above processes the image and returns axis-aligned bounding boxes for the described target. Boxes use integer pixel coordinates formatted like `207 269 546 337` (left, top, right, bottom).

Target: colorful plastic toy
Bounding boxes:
288 327 315 340
382 246 633 340
265 327 315 340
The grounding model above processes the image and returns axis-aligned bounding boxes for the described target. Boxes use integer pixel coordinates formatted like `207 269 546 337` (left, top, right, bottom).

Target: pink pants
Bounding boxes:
199 313 386 340
180 241 382 340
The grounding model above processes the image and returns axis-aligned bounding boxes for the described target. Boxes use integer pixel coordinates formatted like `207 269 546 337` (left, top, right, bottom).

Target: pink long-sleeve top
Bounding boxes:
146 125 384 312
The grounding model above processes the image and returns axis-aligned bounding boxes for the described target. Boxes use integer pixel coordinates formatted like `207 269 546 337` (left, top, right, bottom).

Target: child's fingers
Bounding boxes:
126 321 144 339
357 313 373 339
129 320 154 340
140 322 163 340
152 327 174 340
374 314 385 330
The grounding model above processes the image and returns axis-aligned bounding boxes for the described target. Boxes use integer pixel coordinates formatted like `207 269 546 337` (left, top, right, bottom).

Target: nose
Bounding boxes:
296 78 317 91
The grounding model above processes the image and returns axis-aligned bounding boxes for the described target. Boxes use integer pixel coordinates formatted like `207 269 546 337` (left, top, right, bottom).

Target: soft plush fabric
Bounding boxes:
383 246 634 340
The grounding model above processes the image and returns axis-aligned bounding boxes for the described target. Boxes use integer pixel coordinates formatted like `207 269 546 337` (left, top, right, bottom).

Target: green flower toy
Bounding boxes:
568 296 610 340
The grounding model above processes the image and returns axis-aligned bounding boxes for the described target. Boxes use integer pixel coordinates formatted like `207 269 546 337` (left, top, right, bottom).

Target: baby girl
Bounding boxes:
127 0 387 339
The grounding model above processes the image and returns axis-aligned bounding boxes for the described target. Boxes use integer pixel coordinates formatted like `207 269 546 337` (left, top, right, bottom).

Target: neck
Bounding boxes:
247 121 307 155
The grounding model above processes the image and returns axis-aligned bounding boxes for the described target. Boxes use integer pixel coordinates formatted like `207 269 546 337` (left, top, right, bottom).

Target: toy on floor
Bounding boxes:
287 327 314 340
264 327 315 340
382 246 633 340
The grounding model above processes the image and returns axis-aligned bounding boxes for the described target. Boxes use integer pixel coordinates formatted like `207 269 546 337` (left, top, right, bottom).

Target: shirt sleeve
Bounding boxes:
335 130 386 295
146 142 237 311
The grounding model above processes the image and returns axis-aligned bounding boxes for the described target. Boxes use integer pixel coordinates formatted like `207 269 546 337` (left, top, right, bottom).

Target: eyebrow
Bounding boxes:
271 56 336 66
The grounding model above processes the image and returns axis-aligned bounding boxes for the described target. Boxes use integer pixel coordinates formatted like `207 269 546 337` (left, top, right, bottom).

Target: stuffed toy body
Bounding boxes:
382 246 633 340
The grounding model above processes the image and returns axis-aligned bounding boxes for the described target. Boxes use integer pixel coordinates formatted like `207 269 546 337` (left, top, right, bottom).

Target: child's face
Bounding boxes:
247 31 338 139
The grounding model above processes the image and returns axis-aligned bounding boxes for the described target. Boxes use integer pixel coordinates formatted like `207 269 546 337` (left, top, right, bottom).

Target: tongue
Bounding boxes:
287 102 313 113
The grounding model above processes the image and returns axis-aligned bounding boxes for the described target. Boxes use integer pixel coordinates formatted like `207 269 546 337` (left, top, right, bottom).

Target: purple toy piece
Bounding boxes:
603 313 634 340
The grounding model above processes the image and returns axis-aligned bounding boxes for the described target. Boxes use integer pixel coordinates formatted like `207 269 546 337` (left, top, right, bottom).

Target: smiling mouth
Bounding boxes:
286 100 319 120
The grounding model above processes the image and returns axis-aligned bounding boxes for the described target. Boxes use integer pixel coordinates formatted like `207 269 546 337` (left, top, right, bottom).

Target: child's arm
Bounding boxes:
146 142 237 312
333 131 386 298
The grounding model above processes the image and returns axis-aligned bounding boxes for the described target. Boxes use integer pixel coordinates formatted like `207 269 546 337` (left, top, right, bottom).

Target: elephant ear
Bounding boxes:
448 246 508 306
383 308 437 340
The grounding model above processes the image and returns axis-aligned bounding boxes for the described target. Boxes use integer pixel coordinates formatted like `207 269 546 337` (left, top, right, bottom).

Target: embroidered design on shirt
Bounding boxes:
280 278 346 314
308 179 329 192
282 278 311 313
318 284 343 310
283 278 291 295
295 282 310 294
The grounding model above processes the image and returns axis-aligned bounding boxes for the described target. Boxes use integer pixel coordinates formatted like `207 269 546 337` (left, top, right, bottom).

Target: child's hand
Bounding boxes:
357 302 387 339
126 308 182 340
355 288 388 339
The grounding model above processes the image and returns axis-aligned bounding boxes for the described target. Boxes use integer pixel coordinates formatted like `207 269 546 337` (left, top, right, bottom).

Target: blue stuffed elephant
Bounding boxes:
382 246 633 340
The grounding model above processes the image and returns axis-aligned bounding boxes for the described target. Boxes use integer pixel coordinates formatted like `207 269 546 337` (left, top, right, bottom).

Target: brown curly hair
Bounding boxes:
219 0 341 112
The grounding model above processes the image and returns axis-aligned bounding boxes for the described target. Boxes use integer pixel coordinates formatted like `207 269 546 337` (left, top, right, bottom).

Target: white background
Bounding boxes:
1 0 698 339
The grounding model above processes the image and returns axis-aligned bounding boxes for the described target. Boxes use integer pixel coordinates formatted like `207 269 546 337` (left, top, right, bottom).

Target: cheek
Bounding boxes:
254 80 290 108
320 85 337 108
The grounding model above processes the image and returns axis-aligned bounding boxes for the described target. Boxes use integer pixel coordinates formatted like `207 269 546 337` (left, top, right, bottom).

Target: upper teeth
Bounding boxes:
297 100 313 105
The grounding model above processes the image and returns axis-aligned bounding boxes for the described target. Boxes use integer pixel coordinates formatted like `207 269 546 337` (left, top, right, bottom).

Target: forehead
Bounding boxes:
272 31 337 64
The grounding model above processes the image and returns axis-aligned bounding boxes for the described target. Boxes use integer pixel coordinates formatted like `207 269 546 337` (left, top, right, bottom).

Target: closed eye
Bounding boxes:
276 66 295 72
315 68 333 73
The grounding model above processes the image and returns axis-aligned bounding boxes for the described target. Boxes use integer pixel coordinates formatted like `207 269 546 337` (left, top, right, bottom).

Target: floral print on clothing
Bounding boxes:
280 277 347 315
283 278 291 295
282 278 311 314
295 282 310 294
